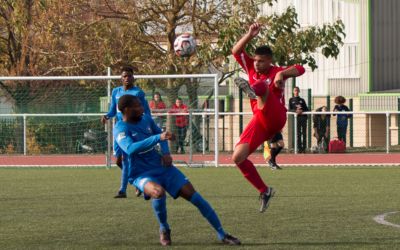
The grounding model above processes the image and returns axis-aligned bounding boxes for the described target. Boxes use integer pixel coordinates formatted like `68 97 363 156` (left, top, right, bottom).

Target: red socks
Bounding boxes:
237 159 268 193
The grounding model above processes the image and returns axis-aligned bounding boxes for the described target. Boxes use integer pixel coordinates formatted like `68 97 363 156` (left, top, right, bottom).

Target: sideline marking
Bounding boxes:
373 211 400 229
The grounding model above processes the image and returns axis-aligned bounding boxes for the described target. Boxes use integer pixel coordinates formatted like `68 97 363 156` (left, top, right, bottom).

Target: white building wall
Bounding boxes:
260 0 365 97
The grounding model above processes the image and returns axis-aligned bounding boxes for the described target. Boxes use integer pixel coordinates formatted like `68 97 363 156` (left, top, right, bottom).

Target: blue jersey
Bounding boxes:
114 115 170 181
334 104 351 127
105 86 151 121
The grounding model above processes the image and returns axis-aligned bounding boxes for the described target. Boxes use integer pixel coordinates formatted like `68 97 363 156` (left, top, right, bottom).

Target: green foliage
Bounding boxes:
219 6 345 70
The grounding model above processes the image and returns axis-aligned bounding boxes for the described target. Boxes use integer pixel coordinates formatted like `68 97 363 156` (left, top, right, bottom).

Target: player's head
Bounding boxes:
120 66 135 88
118 95 144 122
334 95 346 105
254 45 273 73
293 86 300 97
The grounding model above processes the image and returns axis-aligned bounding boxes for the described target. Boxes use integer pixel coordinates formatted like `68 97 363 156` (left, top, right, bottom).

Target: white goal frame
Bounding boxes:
0 73 220 167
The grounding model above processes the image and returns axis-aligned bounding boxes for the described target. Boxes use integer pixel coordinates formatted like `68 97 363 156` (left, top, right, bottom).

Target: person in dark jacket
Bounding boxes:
333 96 352 144
313 106 330 152
289 87 309 153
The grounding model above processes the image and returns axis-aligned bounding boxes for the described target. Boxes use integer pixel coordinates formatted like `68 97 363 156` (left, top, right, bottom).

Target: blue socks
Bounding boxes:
119 157 129 193
152 196 169 232
190 192 226 240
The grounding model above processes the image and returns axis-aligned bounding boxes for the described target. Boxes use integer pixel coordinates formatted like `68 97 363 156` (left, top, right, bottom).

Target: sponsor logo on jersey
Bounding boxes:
117 132 126 142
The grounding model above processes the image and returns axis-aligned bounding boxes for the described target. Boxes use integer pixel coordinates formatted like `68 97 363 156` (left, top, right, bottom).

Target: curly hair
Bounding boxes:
334 96 346 104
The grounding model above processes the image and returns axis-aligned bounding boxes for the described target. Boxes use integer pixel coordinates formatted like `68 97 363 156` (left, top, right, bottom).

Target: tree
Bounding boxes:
89 0 344 151
0 0 345 152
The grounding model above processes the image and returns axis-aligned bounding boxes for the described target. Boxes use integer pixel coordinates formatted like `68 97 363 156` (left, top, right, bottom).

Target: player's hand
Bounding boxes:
160 131 175 141
248 23 261 38
296 109 303 115
314 133 319 140
161 154 173 167
101 115 108 125
273 72 284 89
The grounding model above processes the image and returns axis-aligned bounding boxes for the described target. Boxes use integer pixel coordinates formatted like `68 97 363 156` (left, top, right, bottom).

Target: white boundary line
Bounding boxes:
2 163 400 168
373 211 400 229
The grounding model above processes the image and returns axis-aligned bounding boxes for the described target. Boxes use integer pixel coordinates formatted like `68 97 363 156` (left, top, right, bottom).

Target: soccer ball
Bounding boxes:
174 33 196 57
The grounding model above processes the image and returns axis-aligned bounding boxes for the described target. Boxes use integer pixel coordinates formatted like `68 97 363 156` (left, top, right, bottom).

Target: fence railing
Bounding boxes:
1 110 400 166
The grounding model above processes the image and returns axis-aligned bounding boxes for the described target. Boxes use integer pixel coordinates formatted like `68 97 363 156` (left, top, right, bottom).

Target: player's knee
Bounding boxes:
151 186 165 199
253 79 269 97
278 140 285 148
232 153 245 165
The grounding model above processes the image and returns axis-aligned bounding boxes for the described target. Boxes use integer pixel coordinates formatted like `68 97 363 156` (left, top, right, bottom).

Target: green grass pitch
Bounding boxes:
1 166 400 249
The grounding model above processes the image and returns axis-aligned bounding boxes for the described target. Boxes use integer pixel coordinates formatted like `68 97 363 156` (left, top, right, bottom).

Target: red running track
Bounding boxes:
1 153 400 166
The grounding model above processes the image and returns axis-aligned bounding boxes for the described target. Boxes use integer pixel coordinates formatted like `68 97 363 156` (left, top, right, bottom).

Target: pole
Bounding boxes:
202 113 206 154
239 89 243 134
189 110 193 164
214 75 219 167
106 67 112 169
349 98 354 147
23 114 27 155
398 98 400 145
327 95 331 142
386 112 390 154
307 88 312 151
294 113 298 154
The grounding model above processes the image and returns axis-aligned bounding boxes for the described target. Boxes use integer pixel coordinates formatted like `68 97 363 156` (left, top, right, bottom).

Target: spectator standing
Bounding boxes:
313 106 330 152
289 87 309 153
149 92 167 130
333 96 352 144
170 98 188 154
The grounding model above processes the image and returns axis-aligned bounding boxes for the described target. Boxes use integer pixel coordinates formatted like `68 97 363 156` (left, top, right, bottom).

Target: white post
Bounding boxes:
202 113 206 155
189 111 193 163
294 113 298 154
23 114 27 155
106 67 112 168
214 75 219 167
386 112 390 154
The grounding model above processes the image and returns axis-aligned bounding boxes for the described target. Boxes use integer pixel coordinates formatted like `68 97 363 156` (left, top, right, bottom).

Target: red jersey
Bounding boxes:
233 51 304 111
149 100 166 111
170 104 188 128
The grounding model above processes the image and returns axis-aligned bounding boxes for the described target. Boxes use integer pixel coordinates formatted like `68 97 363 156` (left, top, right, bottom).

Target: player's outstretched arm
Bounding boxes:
117 133 163 155
273 65 305 88
231 23 261 55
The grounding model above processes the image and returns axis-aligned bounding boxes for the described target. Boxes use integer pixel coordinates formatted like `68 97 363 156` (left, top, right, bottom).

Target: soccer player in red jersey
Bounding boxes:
231 23 305 212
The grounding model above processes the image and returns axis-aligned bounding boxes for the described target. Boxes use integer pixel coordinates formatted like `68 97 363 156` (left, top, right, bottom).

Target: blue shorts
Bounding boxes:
133 167 189 199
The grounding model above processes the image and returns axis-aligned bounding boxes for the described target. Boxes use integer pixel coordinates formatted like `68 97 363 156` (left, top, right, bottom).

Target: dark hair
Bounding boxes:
118 95 140 114
334 96 346 104
120 66 134 74
153 92 162 100
176 97 183 101
255 46 273 57
293 86 300 91
316 106 328 112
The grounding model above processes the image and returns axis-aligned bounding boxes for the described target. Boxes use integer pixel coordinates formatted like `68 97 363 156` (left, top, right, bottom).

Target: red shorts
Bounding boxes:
236 92 287 153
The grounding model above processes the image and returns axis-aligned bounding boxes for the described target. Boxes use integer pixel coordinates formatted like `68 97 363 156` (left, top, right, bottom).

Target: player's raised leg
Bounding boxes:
178 183 241 245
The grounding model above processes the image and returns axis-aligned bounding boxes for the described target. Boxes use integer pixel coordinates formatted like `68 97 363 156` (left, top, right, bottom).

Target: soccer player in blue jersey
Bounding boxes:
114 95 241 246
101 66 150 198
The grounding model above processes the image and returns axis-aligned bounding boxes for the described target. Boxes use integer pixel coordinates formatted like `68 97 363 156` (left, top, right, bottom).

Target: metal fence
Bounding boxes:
1 110 400 167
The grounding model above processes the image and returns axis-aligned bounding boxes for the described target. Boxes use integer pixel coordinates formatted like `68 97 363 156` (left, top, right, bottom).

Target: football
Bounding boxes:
174 33 196 57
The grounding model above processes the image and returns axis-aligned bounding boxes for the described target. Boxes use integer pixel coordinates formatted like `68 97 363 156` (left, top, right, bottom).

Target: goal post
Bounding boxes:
0 74 220 167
